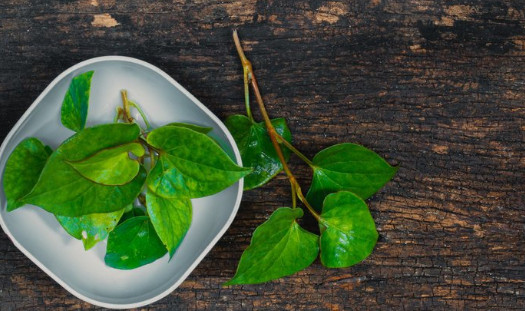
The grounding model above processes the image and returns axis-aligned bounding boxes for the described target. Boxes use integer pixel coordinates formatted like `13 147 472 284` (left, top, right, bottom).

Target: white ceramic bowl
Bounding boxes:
0 56 244 308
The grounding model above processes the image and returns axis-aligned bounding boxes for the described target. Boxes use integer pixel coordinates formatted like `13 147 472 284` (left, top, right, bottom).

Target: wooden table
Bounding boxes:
1 0 524 309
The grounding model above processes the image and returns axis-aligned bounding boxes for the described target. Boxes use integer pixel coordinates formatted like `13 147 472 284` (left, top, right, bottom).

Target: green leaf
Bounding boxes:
147 125 251 198
23 124 146 216
119 206 145 224
57 123 141 161
225 115 292 190
3 138 52 211
67 142 145 186
225 207 319 285
61 71 94 132
319 191 378 268
306 143 397 211
104 216 167 269
166 122 213 134
56 208 125 250
146 155 189 198
146 190 192 258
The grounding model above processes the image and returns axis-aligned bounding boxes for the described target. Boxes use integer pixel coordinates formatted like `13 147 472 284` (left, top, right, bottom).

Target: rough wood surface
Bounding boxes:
1 0 524 310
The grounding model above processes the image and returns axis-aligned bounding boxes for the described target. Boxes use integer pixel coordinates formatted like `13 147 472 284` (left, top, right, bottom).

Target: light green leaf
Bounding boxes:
105 216 167 269
22 124 146 216
3 138 52 211
67 142 145 186
166 122 213 134
57 123 141 161
56 208 125 250
61 71 94 132
146 190 192 258
146 155 189 198
306 143 397 211
225 115 292 190
225 207 319 285
319 191 378 268
147 125 251 198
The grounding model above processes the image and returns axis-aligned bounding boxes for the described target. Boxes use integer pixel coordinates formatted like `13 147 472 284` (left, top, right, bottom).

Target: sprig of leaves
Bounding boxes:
3 71 249 269
225 31 398 285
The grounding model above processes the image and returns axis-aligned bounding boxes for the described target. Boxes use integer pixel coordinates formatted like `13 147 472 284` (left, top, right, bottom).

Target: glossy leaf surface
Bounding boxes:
3 138 52 211
56 208 125 250
166 122 212 134
319 191 378 268
306 143 397 211
23 124 145 216
61 71 93 132
146 190 192 258
147 125 250 198
67 142 145 186
225 115 292 190
104 216 167 269
225 207 319 285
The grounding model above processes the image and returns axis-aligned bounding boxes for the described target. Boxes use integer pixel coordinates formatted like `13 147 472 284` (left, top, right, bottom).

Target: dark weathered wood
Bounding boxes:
1 0 524 309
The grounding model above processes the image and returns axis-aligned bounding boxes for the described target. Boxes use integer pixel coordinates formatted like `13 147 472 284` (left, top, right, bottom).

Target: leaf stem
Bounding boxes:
120 90 134 123
233 30 255 123
274 132 315 167
233 30 320 221
129 100 152 130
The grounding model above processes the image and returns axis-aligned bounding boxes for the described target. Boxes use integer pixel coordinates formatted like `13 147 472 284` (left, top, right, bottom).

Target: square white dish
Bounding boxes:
0 56 244 309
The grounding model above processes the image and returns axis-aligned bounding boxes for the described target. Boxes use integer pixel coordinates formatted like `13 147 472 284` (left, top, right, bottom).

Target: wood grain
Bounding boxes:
1 0 524 309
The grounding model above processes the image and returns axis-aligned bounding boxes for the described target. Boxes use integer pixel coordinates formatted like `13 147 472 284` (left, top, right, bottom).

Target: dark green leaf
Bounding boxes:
306 143 397 211
147 125 251 198
146 190 192 258
67 142 145 186
104 216 167 269
119 206 145 224
146 155 189 198
23 124 146 216
56 208 125 250
225 207 319 285
3 138 52 211
319 191 378 268
61 71 94 132
225 115 292 190
166 122 213 134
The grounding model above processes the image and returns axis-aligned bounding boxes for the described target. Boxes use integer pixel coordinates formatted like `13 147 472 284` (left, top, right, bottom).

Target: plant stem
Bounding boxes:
233 30 320 221
233 30 255 123
129 100 152 130
120 90 134 123
274 132 315 167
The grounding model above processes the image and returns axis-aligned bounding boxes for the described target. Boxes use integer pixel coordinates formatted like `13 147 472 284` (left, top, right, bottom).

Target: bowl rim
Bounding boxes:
0 56 244 309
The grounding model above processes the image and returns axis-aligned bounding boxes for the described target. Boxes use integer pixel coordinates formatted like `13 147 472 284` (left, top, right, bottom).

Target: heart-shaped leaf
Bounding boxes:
225 115 292 190
319 191 378 268
306 143 397 211
224 207 319 285
104 216 167 270
61 71 93 132
56 208 125 250
3 138 52 211
147 125 251 198
23 124 146 216
67 142 145 186
146 190 192 258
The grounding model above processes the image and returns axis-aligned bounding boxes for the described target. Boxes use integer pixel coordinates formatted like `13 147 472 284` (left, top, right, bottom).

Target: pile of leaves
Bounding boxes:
3 71 250 269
